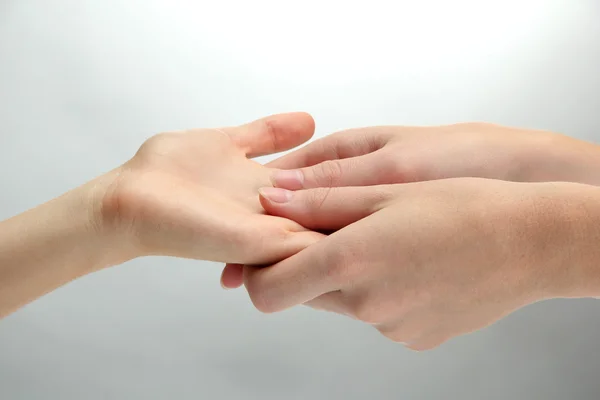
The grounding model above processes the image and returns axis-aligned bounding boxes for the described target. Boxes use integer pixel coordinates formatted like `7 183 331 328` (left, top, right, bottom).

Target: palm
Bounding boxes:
107 113 322 265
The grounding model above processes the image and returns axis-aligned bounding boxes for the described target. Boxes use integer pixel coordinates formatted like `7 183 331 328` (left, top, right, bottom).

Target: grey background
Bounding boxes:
1 1 599 399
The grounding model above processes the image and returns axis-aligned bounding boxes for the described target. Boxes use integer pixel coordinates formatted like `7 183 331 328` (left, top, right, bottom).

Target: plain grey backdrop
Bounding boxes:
1 1 599 399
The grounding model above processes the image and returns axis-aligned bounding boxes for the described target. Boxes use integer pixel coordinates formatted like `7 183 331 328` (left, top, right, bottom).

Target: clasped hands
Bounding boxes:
98 112 600 351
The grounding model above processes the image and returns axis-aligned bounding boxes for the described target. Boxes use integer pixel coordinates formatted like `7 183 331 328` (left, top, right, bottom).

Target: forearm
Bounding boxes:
0 174 126 319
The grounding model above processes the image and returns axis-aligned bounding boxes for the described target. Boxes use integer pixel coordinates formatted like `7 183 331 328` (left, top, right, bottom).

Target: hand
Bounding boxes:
240 179 600 350
267 123 600 189
221 122 600 286
99 112 323 267
0 112 325 318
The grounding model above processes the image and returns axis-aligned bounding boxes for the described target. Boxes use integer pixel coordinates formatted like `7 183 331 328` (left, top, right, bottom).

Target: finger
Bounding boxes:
270 150 405 190
239 224 325 266
228 112 315 158
221 264 244 289
257 185 395 231
221 223 324 288
244 234 344 313
266 127 392 169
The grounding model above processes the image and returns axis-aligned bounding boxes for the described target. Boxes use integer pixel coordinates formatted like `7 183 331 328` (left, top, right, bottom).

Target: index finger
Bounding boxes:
267 127 392 169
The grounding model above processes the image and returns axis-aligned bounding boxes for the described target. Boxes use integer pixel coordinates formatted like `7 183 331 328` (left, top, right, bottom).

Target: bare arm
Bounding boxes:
0 174 122 319
0 112 321 319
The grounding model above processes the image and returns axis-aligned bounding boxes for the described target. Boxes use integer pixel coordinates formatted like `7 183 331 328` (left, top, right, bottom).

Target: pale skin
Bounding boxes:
2 116 600 353
0 112 323 319
221 122 600 350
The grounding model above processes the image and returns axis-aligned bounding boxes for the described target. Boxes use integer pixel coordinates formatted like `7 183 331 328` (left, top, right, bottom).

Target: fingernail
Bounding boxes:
259 187 293 203
271 170 304 190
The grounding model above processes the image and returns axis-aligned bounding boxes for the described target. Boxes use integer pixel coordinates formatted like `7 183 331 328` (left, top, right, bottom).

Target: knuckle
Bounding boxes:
305 187 334 212
318 134 342 160
261 119 280 151
362 130 387 152
314 159 344 186
391 153 421 183
367 185 398 211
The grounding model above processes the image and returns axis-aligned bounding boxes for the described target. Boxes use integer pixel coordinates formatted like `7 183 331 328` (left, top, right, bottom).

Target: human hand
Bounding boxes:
238 179 600 350
267 123 600 189
220 122 600 286
0 112 327 318
98 112 323 267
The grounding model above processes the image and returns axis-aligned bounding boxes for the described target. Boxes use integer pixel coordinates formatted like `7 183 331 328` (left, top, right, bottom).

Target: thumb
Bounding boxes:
230 112 315 158
258 186 394 231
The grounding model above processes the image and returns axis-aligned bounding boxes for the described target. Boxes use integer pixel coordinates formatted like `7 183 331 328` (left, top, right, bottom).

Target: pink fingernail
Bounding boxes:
271 170 304 190
259 187 293 203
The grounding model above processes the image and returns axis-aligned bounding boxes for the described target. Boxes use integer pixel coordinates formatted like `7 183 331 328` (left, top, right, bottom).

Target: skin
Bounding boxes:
266 122 600 187
3 116 600 351
243 179 600 351
0 112 323 319
221 122 600 350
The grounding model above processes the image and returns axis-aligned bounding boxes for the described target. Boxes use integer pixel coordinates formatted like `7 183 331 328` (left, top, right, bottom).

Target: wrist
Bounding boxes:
84 168 141 269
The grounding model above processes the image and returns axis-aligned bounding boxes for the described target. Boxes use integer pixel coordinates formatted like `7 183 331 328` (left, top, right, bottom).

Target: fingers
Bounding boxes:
220 217 326 289
229 112 316 158
244 234 345 313
258 185 395 231
270 150 405 190
267 127 392 169
221 263 244 289
240 224 325 266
